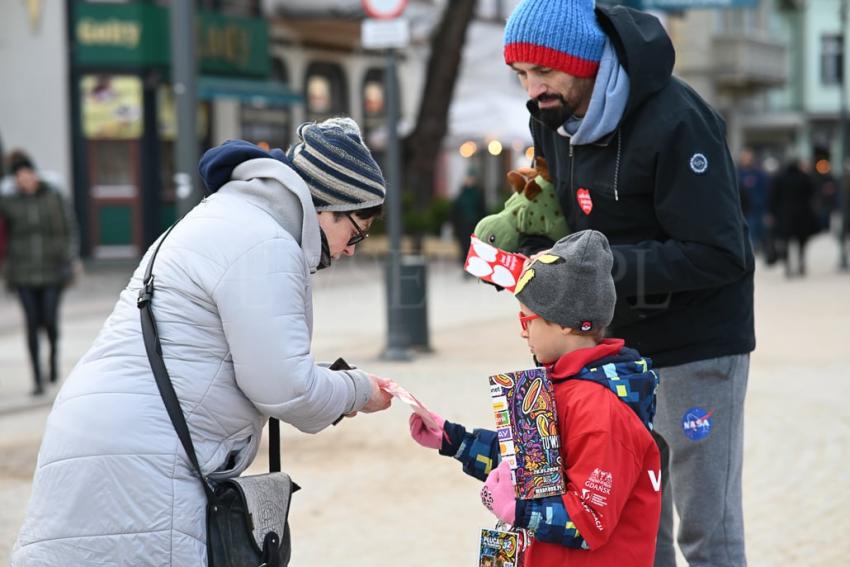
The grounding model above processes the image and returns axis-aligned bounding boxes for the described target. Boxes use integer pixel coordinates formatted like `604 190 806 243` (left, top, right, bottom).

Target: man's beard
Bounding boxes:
534 94 576 130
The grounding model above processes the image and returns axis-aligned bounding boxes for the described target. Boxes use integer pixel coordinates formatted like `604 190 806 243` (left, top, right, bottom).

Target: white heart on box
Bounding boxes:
466 256 494 277
491 265 517 288
471 238 498 262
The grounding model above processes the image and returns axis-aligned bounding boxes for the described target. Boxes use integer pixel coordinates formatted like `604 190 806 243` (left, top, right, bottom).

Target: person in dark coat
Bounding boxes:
503 1 754 565
769 160 818 277
738 148 770 253
451 172 487 266
0 151 78 395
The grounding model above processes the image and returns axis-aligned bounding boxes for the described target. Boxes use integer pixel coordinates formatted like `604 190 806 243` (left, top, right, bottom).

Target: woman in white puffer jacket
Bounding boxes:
12 118 392 566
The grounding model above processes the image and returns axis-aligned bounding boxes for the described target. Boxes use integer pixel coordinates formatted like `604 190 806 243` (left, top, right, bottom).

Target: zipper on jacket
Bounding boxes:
569 143 575 196
31 199 43 271
613 130 622 202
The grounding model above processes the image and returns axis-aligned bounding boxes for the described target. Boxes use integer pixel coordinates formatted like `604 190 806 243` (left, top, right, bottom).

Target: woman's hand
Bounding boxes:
354 374 393 414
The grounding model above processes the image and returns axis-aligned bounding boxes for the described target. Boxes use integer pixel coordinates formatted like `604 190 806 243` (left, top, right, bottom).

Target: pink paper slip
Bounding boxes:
382 381 440 431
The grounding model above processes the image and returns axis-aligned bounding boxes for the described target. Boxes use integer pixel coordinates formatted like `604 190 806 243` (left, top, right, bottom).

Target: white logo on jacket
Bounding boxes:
585 468 613 494
689 153 708 174
648 469 662 492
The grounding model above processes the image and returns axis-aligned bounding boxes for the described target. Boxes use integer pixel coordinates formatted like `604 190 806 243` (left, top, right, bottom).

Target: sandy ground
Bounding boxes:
1 235 849 566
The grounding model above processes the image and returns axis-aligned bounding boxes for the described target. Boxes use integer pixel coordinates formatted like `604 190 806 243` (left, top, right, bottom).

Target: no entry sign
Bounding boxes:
362 0 408 19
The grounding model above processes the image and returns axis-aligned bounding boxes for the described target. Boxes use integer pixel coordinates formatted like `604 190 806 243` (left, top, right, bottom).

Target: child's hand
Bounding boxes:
481 460 516 525
408 412 446 450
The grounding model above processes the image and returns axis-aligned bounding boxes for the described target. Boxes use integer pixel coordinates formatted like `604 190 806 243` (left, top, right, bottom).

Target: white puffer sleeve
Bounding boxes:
211 235 370 433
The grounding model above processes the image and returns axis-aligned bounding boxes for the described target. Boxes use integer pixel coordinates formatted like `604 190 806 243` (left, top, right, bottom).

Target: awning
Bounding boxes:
198 77 302 106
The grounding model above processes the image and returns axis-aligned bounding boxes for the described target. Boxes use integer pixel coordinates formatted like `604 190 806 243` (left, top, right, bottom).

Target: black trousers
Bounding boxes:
16 285 63 388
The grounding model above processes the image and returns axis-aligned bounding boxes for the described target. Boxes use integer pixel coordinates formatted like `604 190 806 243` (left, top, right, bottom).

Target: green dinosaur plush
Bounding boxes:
473 157 568 253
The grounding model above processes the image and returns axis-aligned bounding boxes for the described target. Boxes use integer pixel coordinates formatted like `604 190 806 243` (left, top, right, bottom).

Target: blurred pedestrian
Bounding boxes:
502 1 754 565
738 147 769 253
768 159 818 278
452 170 487 266
12 118 393 565
0 151 78 396
841 168 850 270
0 134 5 270
812 167 839 234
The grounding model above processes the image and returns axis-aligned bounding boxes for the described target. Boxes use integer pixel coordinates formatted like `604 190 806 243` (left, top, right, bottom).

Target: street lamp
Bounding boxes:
840 0 849 270
170 0 201 217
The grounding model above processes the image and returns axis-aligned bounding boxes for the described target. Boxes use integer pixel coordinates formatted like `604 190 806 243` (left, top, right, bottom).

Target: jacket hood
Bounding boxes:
524 6 674 131
546 340 658 430
216 158 323 272
576 347 658 431
549 342 658 431
596 5 674 118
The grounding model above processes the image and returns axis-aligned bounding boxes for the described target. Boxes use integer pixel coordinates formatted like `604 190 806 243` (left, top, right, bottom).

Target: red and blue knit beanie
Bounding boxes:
504 0 606 79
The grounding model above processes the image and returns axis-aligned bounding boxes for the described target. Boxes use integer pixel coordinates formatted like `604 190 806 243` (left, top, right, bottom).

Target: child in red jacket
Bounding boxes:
410 230 662 566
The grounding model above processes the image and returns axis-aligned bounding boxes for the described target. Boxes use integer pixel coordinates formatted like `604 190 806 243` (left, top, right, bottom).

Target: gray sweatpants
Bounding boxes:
652 354 749 567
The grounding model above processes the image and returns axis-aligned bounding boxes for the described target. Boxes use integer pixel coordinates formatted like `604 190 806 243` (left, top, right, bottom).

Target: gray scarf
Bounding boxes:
561 38 630 145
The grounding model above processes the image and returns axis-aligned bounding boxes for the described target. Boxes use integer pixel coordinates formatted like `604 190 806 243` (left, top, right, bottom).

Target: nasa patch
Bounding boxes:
681 407 714 441
689 153 708 175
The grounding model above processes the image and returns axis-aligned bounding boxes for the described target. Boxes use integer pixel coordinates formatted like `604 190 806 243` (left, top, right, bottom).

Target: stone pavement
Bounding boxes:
1 236 849 566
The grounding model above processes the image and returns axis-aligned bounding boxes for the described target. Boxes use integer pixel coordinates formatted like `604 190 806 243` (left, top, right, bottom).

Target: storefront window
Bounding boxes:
241 58 292 150
80 74 142 257
361 67 400 168
305 62 348 122
81 75 142 140
362 68 386 142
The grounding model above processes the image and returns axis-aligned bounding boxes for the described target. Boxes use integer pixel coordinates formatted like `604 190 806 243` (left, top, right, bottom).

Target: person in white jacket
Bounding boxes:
12 118 393 565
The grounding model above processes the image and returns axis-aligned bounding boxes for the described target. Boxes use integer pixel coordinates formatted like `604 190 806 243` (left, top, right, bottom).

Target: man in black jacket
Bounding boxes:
503 1 754 566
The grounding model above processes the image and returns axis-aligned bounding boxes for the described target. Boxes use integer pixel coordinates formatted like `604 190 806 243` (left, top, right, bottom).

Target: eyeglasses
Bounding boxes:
346 214 369 246
518 311 541 332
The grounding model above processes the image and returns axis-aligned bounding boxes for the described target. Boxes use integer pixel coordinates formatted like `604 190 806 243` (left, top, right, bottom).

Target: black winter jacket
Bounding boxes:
0 182 77 288
527 6 755 368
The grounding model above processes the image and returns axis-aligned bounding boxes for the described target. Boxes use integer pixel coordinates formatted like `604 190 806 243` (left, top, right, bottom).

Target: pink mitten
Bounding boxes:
408 412 446 450
481 460 516 525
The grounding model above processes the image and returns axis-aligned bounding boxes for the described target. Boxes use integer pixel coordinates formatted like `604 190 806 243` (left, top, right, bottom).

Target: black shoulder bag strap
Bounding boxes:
137 224 282 499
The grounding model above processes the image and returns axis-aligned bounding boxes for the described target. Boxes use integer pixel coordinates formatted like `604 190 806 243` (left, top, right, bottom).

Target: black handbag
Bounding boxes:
138 223 298 567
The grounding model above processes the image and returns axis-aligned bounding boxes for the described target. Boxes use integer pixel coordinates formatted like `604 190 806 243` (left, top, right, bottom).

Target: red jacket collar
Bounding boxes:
546 338 625 380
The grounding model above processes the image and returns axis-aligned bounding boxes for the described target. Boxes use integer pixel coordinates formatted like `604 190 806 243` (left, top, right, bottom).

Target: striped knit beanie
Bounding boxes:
504 0 606 79
286 117 386 212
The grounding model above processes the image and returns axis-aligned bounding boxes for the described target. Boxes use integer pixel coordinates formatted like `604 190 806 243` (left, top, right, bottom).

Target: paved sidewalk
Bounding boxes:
2 236 849 565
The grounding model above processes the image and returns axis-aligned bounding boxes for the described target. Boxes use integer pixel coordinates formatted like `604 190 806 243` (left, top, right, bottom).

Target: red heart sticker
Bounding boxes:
576 188 593 215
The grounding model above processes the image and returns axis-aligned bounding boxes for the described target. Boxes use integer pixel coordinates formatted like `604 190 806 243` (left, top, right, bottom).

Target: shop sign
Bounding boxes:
626 0 757 8
197 12 269 77
74 3 168 67
73 3 269 76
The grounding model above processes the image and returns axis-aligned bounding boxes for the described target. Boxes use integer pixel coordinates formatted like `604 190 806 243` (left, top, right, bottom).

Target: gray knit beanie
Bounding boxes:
514 230 615 332
286 117 386 212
